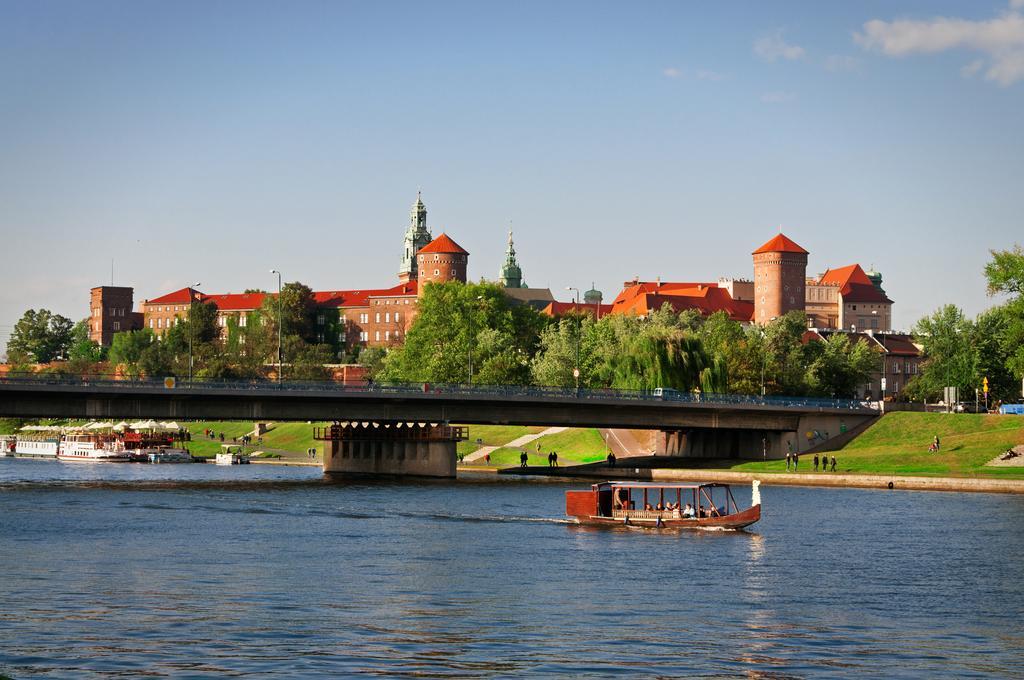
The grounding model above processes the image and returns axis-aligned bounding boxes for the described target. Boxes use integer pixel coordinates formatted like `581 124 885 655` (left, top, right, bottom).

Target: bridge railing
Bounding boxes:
0 373 877 411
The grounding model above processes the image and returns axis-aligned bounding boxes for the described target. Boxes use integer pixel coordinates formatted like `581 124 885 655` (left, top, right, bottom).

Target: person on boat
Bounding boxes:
613 489 625 510
655 502 664 511
682 503 695 518
644 502 654 511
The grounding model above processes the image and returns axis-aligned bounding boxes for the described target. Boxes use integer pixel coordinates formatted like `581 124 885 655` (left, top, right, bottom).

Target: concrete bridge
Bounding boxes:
0 377 879 476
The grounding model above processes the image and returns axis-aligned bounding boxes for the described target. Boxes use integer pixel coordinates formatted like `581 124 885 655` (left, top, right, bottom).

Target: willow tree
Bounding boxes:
607 330 723 393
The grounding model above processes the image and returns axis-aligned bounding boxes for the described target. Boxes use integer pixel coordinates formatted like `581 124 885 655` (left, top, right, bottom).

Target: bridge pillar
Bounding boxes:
315 421 467 478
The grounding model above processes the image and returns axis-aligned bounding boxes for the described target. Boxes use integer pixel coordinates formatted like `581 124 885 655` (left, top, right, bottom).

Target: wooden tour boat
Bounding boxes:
566 480 761 529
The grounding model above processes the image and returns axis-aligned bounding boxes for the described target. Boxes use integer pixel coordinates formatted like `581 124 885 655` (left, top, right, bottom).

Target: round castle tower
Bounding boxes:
416 233 469 297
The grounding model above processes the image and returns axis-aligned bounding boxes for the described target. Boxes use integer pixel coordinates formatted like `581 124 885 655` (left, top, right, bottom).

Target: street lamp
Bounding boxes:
468 295 483 386
188 282 201 387
270 270 282 384
566 287 581 396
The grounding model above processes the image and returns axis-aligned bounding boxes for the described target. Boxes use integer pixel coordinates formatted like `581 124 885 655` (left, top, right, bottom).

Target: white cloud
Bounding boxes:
855 5 1024 86
662 67 725 81
824 54 863 73
696 69 725 81
961 58 984 77
754 29 806 62
761 91 796 103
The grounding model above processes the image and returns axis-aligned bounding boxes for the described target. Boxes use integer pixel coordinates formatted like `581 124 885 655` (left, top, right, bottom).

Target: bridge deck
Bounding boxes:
0 378 878 430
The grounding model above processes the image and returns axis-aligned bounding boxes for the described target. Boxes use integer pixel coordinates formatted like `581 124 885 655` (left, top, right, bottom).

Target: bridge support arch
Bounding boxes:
315 421 467 478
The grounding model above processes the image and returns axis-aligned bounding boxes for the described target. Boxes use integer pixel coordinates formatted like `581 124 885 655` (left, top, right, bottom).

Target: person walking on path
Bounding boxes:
793 453 799 471
552 451 558 467
934 435 941 451
520 451 528 468
547 452 554 467
830 455 837 472
785 452 791 471
813 454 819 472
484 452 491 465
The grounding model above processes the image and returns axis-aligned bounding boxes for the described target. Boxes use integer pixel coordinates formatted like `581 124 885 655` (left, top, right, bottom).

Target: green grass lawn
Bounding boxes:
456 424 546 456
462 427 608 467
694 412 1024 478
183 422 258 458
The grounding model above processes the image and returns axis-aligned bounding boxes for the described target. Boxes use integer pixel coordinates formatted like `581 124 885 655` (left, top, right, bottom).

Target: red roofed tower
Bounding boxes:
416 233 469 298
752 232 808 324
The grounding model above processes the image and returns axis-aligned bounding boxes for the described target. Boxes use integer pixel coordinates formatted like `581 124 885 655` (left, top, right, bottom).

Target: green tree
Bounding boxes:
6 309 75 363
906 305 977 400
984 244 1024 381
108 329 158 378
805 333 878 398
67 320 104 362
259 282 317 344
607 330 714 392
379 281 546 384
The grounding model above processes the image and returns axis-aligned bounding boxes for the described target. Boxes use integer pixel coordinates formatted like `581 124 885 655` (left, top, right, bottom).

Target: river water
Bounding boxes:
1 458 1022 678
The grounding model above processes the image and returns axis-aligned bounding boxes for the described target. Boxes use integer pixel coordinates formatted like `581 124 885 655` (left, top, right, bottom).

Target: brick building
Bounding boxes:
89 286 143 345
752 233 809 324
584 230 896 334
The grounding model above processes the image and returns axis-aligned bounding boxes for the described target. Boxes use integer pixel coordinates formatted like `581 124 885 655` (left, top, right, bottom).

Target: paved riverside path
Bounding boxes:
500 463 1024 494
464 427 567 462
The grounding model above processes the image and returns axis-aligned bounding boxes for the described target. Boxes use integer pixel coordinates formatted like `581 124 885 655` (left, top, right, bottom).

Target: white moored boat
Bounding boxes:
58 433 130 462
15 436 60 458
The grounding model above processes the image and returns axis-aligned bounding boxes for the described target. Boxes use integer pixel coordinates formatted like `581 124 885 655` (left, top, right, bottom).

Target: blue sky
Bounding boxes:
1 0 1022 349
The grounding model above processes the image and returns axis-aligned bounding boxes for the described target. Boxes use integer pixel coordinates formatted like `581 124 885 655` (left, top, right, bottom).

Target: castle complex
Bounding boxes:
88 194 551 353
88 199 898 381
608 231 893 333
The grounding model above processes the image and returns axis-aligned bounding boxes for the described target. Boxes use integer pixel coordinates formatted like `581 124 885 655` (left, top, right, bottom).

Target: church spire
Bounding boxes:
499 226 524 288
398 191 433 283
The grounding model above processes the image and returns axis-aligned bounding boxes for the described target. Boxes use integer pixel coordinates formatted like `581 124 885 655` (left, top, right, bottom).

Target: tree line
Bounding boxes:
6 245 1021 402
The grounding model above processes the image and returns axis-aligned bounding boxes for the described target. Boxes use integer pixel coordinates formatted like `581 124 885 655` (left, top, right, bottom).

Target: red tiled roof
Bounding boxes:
145 287 202 305
753 233 809 255
803 330 919 357
542 301 614 318
418 233 468 255
145 282 418 313
817 264 892 304
609 281 753 322
201 292 266 311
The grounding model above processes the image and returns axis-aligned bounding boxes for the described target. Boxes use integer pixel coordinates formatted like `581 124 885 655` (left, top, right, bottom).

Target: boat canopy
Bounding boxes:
598 481 732 490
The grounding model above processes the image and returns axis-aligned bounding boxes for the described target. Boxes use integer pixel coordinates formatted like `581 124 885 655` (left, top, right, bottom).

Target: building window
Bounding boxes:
318 314 325 325
113 321 120 331
375 312 380 323
360 331 368 342
395 312 400 322
451 270 457 277
110 307 116 316
360 313 368 324
240 315 247 327
404 300 409 305
375 331 380 342
340 313 346 322
385 312 390 323
158 318 163 329
149 319 154 329
218 316 226 327
385 331 390 341
434 269 440 276
395 331 400 339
